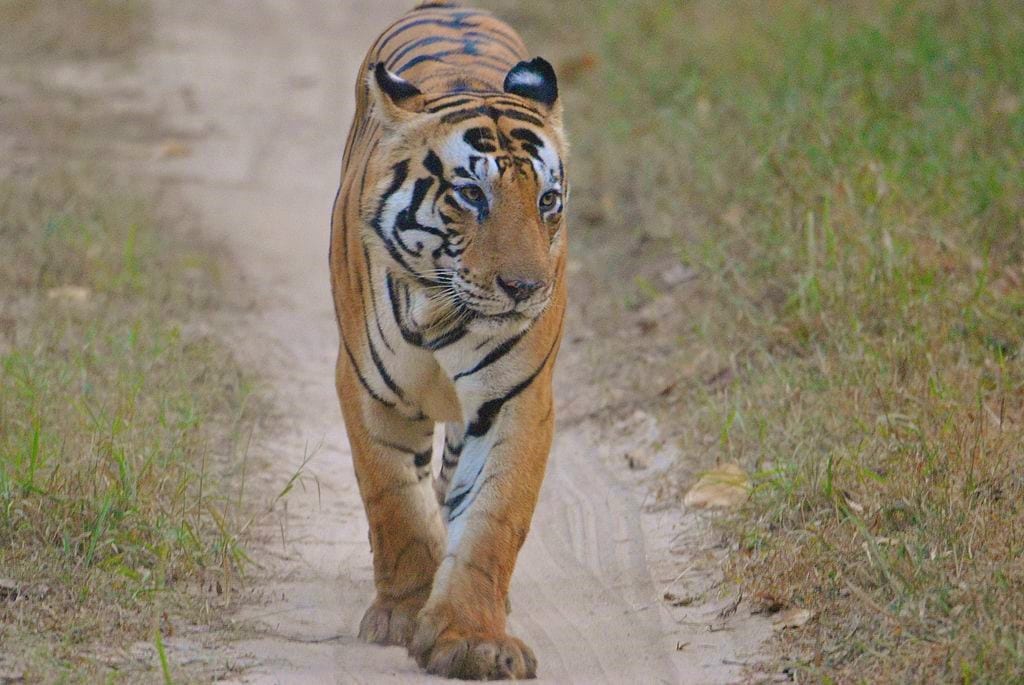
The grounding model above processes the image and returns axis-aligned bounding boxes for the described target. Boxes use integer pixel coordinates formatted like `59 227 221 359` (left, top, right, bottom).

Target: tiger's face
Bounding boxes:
364 59 566 328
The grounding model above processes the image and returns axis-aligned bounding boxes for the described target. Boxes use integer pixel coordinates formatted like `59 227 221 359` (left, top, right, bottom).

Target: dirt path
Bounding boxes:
139 1 769 682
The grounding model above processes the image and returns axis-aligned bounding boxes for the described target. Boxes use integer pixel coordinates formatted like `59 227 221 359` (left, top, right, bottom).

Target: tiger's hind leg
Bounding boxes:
337 360 446 647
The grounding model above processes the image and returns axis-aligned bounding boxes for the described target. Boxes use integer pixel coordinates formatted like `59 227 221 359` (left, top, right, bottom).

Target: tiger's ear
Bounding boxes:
368 62 425 127
504 57 559 111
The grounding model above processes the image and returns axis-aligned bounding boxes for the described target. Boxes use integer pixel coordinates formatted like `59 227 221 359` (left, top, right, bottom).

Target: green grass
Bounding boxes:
0 2 265 677
0 1 270 680
0 168 258 679
495 0 1024 681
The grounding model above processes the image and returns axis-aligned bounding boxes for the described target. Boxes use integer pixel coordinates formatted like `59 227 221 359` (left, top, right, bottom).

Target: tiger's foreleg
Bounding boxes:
336 355 446 647
435 421 465 505
409 378 554 680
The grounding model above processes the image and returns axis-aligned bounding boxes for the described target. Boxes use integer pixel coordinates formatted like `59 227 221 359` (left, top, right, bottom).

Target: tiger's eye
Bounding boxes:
540 190 560 210
458 185 484 204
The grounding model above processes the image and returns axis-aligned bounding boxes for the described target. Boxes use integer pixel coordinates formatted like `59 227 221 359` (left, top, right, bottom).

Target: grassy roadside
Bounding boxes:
1 1 260 681
494 0 1023 682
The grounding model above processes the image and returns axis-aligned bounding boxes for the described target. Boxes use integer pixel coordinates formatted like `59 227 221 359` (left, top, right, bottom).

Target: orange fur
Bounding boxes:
329 2 567 679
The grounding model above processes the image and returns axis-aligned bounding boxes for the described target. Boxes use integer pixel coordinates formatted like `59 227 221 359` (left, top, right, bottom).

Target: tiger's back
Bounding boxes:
339 2 530 184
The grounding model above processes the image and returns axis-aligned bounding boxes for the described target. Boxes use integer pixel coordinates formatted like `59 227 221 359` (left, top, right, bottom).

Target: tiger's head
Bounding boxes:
362 58 567 328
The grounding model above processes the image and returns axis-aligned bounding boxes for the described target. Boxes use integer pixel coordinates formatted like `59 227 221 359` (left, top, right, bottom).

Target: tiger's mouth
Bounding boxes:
456 291 550 322
417 268 551 332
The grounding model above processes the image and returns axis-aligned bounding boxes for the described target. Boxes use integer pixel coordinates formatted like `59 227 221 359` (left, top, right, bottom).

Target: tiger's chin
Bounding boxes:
462 308 544 337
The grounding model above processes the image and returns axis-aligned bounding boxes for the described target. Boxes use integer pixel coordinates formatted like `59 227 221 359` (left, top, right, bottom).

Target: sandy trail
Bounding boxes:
138 1 769 682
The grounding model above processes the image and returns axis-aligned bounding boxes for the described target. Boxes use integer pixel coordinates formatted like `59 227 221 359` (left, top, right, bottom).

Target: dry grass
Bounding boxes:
491 0 1024 681
0 166 259 681
0 1 262 680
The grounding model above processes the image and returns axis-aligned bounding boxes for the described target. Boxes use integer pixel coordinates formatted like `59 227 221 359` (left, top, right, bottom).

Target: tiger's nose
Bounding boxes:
497 275 546 303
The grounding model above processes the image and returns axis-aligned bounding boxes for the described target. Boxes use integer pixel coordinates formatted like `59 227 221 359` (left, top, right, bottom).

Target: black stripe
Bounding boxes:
396 178 434 234
378 13 488 54
423 150 445 178
439 104 544 128
464 127 497 153
370 161 436 284
496 107 545 127
363 251 395 354
510 128 544 147
414 1 459 10
482 97 542 113
328 180 343 289
372 438 432 468
454 330 526 381
341 335 395 408
358 140 379 201
387 35 483 69
425 92 479 105
440 105 490 126
364 316 405 401
422 150 453 205
386 274 425 347
446 488 469 514
446 448 502 519
465 334 559 438
396 51 509 76
428 97 476 113
425 323 469 351
461 30 524 60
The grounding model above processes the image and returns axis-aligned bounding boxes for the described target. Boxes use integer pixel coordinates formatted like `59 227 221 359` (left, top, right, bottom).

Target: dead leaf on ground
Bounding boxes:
752 591 787 615
721 204 744 228
664 591 695 607
624 453 649 471
695 96 713 120
0 665 25 684
660 263 697 287
772 607 812 630
993 90 1020 115
0 579 49 602
0 579 20 601
637 318 658 335
158 139 192 159
704 366 735 389
841 490 865 514
683 463 750 509
559 53 598 82
46 285 91 304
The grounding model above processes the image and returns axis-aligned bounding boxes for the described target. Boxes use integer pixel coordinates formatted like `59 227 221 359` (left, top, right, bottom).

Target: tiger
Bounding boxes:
328 1 567 680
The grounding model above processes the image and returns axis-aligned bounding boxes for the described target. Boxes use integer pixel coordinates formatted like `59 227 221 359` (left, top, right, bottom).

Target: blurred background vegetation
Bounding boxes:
491 0 1023 681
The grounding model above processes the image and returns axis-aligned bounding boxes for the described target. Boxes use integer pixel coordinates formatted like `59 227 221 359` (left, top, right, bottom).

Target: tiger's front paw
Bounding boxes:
409 607 537 680
358 595 423 646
